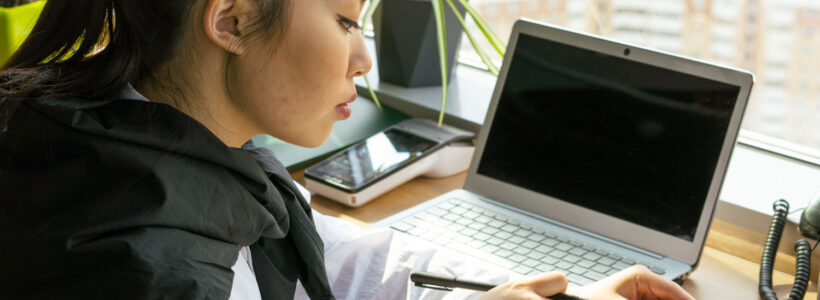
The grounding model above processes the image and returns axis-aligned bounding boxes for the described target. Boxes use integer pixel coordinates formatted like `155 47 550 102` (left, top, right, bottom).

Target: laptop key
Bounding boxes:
493 249 514 258
468 223 486 231
569 266 587 275
531 227 545 234
621 258 636 265
512 247 531 256
513 265 534 275
568 248 587 256
556 235 570 242
481 210 498 218
480 244 500 253
577 259 595 269
455 218 472 226
568 240 584 247
486 237 504 246
460 228 478 236
555 243 573 251
522 259 540 268
608 253 623 261
540 255 559 265
451 207 468 215
488 220 506 228
514 229 532 237
501 224 517 232
567 274 594 286
463 211 480 219
443 214 459 221
447 199 462 206
535 264 555 273
583 270 607 281
521 240 539 249
495 231 513 240
527 234 546 242
548 249 567 259
500 242 517 250
612 261 631 271
541 238 559 246
480 227 500 235
581 244 596 251
582 252 602 261
555 261 573 271
526 251 545 260
648 265 667 275
593 248 609 256
591 265 611 274
597 257 616 266
508 236 526 244
508 254 527 263
561 254 581 264
534 245 552 254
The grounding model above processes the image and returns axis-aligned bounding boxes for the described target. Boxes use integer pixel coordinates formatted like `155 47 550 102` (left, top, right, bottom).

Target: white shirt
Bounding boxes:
118 85 518 299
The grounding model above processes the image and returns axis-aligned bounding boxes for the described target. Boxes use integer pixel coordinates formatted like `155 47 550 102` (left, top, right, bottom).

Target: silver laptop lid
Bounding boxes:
464 19 753 266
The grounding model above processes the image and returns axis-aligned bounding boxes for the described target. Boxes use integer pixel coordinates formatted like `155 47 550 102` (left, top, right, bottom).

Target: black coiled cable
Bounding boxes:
758 199 813 300
789 239 811 300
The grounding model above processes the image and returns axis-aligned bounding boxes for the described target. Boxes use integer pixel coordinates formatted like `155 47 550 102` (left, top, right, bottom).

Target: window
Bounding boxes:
457 0 820 159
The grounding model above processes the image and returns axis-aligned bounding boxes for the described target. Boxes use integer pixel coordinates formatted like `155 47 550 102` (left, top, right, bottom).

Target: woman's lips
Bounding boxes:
335 93 357 119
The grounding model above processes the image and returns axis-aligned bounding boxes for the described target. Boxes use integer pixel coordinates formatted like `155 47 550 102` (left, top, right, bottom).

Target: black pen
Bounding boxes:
410 271 587 300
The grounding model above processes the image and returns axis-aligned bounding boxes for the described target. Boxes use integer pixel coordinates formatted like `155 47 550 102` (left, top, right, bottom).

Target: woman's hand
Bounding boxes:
478 271 568 300
567 265 695 300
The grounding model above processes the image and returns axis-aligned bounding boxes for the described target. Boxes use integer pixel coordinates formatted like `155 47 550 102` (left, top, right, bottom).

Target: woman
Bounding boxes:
0 0 693 299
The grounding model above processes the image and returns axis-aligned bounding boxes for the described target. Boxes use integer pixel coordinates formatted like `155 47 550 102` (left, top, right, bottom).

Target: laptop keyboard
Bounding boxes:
389 198 667 286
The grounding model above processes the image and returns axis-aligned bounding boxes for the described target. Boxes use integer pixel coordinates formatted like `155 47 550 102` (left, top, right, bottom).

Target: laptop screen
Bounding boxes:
476 33 741 242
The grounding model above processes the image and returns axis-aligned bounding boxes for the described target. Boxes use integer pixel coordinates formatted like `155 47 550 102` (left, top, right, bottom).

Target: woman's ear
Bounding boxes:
202 0 254 55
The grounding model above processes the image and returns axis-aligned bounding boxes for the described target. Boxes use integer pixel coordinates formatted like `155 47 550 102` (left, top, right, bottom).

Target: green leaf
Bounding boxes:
431 0 448 128
445 0 498 76
360 0 383 110
361 0 381 29
363 75 382 111
457 0 506 57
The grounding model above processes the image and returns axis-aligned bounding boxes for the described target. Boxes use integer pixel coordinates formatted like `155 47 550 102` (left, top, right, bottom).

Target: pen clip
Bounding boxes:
414 282 454 291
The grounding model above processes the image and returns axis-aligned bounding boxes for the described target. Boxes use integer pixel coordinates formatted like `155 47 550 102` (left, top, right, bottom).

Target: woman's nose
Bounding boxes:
348 34 372 77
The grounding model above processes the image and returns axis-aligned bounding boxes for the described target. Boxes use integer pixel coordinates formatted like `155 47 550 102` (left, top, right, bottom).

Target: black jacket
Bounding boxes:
0 95 334 299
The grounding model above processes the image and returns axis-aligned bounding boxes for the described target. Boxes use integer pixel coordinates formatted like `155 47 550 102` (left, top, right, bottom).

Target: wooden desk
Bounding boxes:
291 168 818 299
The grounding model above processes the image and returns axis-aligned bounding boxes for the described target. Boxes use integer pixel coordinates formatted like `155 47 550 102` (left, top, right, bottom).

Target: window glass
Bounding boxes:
458 0 820 155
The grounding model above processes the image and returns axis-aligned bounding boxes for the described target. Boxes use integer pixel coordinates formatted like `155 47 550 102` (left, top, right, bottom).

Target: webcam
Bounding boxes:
623 48 631 56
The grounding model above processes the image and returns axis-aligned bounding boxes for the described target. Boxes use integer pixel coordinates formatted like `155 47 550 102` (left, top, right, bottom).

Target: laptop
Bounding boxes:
372 18 753 286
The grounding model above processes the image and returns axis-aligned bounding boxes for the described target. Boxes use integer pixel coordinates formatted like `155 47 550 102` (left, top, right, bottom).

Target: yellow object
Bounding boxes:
0 1 45 67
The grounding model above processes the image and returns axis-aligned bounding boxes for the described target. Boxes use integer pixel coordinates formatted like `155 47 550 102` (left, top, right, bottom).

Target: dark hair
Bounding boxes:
0 0 289 109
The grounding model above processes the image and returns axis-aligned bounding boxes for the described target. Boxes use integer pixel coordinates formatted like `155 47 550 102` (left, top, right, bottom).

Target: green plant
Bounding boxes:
361 0 506 127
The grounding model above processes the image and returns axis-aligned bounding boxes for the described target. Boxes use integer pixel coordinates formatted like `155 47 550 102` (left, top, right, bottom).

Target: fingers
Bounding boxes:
628 265 695 300
519 271 568 297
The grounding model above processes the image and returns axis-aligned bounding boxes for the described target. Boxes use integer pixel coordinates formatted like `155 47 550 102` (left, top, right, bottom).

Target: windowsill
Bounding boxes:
354 37 820 234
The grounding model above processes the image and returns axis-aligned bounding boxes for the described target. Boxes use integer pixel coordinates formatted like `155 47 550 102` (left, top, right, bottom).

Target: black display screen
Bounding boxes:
311 129 438 190
477 34 740 241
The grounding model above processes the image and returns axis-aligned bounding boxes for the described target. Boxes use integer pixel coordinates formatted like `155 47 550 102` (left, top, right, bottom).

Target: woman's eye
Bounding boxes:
338 16 361 33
